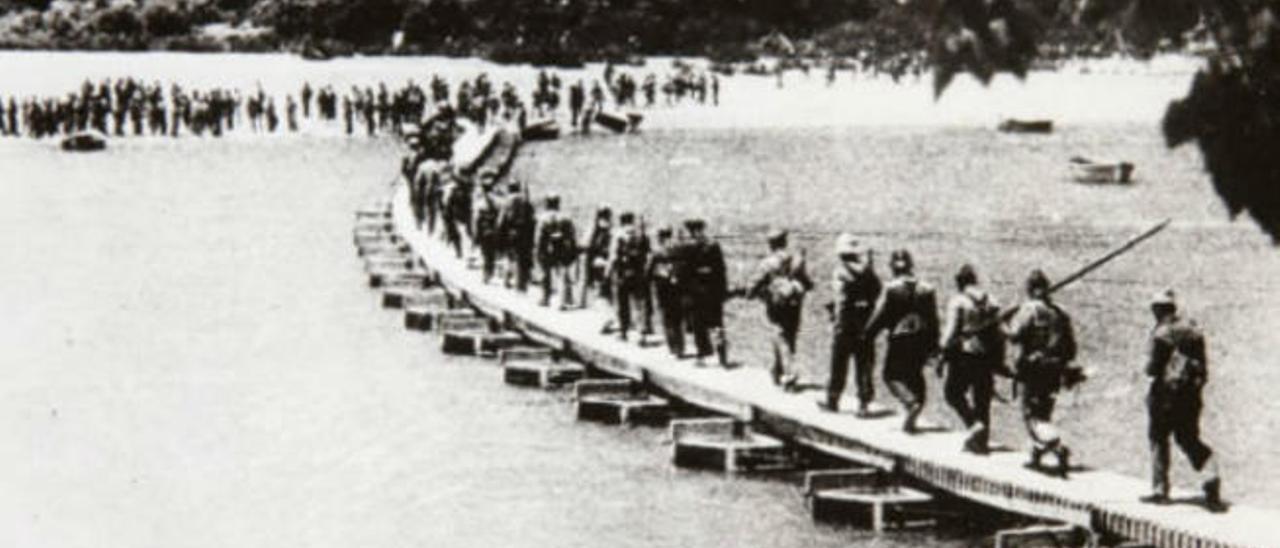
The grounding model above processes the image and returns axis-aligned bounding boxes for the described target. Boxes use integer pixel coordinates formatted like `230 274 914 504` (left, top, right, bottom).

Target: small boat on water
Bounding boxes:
521 119 560 141
594 111 643 134
1069 156 1135 184
60 131 107 152
998 119 1054 134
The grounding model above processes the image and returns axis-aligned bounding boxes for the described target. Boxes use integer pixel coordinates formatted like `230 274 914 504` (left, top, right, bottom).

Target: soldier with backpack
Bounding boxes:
1005 269 1078 476
472 176 502 283
822 234 882 414
940 264 1007 454
866 250 940 433
609 213 654 343
536 195 578 309
441 173 470 258
747 229 813 390
648 226 685 357
1140 290 1225 512
498 181 537 292
581 207 614 310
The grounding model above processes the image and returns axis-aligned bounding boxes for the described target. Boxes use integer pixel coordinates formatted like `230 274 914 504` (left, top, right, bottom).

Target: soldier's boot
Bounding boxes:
963 423 989 455
1054 446 1071 479
1203 477 1227 513
1027 446 1046 470
903 402 924 434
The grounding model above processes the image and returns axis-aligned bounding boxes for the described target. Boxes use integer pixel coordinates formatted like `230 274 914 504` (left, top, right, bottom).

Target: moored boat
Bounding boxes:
1069 156 1134 184
594 111 643 133
998 119 1054 134
60 131 107 152
521 119 560 141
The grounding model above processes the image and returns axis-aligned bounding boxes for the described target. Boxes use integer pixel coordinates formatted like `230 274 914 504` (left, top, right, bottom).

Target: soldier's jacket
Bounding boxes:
1005 298 1076 369
675 238 728 302
536 211 577 267
609 225 650 283
647 242 681 295
498 195 536 248
867 276 939 349
1147 315 1208 394
831 262 882 335
473 193 501 245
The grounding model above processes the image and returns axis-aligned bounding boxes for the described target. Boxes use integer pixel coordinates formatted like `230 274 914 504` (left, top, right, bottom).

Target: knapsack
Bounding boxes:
958 291 1002 356
890 281 926 340
765 255 805 309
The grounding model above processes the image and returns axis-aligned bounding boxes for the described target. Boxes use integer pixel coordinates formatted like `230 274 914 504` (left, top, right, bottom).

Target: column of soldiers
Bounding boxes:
397 78 1223 514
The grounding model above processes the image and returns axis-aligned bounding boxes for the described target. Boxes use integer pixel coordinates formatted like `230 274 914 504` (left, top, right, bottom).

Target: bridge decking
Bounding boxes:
388 127 1279 548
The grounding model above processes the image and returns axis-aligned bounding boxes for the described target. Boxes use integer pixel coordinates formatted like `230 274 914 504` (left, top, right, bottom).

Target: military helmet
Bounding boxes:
1027 269 1051 296
955 264 978 288
889 249 913 273
1150 289 1177 310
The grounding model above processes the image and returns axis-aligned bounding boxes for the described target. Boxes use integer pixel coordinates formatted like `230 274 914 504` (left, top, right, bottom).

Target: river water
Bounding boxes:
2 52 1277 548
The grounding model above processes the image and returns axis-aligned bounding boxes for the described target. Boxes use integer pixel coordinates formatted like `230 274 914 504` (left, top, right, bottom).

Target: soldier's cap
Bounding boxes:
506 180 521 192
619 212 635 224
766 229 788 245
1150 289 1177 308
657 226 673 239
889 249 913 272
544 194 560 209
478 168 498 181
596 206 613 218
684 218 706 231
835 233 862 258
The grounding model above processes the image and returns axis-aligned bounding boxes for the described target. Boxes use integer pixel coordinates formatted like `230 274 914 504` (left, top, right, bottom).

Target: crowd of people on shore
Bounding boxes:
397 82 1228 512
0 63 723 142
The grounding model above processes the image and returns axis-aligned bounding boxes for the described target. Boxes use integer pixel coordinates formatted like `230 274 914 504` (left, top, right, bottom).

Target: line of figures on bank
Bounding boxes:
0 65 722 141
403 150 1228 513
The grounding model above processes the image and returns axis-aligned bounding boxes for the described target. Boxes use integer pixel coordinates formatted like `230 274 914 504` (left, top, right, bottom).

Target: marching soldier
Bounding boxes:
609 213 654 343
536 195 578 309
582 207 614 309
1004 269 1077 476
1140 290 1225 512
472 176 502 283
940 264 1006 455
441 172 470 258
648 226 684 357
677 219 729 367
865 250 939 432
747 229 812 390
823 234 882 415
498 180 537 292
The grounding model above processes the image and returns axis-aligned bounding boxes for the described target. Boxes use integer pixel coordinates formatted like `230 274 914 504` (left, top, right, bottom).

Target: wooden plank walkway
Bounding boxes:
389 128 1280 548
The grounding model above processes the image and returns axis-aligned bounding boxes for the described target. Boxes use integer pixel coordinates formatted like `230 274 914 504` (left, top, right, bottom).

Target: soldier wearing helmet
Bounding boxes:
1004 269 1077 477
1140 290 1225 512
866 249 939 433
940 264 1004 454
747 229 813 390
